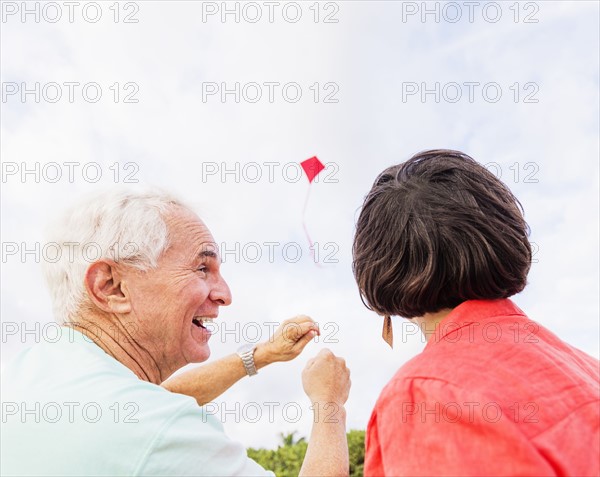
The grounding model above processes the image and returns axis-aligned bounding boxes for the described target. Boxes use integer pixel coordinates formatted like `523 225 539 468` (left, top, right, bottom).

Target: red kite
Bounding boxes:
300 156 325 183
300 156 325 266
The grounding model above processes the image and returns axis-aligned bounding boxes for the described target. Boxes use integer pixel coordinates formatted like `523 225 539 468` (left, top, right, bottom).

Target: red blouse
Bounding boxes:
365 299 600 476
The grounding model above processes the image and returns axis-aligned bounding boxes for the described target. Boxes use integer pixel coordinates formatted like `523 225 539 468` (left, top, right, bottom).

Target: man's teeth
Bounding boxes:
193 317 214 327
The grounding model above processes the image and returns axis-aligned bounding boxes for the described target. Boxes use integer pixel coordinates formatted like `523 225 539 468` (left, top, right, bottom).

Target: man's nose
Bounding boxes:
210 275 232 306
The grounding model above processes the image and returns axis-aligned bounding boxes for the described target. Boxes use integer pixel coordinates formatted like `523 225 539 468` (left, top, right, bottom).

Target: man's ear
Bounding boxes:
84 260 132 314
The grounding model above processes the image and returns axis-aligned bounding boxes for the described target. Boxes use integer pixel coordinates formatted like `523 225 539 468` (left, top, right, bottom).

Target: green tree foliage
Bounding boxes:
247 430 365 477
347 429 366 476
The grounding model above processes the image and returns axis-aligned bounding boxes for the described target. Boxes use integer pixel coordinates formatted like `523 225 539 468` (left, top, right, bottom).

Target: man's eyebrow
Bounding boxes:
198 249 222 264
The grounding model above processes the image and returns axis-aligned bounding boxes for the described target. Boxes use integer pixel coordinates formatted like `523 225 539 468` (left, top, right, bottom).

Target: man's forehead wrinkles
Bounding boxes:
198 241 218 251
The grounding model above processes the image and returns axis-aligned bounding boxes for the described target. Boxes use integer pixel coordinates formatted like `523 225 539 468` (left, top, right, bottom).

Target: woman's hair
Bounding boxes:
42 188 188 324
352 149 532 318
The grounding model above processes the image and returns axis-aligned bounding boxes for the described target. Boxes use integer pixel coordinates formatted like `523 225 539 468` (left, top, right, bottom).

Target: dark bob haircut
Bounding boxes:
352 149 532 319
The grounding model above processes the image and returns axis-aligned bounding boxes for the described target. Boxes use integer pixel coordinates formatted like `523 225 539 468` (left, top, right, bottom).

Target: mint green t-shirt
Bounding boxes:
1 328 274 477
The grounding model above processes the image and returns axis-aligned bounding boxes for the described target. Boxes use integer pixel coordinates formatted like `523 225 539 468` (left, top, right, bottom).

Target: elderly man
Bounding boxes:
1 190 351 476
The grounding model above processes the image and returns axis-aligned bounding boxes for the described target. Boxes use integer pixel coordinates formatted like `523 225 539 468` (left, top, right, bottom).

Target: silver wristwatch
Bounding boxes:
236 343 258 376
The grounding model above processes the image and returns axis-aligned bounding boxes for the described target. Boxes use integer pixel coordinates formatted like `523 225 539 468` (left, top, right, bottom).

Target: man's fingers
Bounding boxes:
284 321 319 342
293 329 317 353
283 314 314 327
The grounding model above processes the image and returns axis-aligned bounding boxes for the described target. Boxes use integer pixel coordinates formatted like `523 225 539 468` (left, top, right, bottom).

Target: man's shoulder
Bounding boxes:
1 330 233 476
2 327 202 423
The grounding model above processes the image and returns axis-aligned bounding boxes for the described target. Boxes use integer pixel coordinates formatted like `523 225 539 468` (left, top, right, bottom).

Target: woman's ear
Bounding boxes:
84 260 132 315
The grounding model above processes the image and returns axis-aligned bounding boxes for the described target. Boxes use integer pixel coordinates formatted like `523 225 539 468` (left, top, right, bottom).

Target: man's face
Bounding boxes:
122 207 232 371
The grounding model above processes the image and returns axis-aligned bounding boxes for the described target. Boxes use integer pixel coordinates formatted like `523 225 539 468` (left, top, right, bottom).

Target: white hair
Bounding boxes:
42 188 190 324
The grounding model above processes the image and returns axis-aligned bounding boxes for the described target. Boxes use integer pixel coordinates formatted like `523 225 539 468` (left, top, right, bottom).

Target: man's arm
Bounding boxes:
162 316 353 477
161 316 319 405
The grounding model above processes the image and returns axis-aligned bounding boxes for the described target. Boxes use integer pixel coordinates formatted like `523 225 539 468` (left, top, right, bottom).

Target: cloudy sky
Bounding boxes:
2 0 599 449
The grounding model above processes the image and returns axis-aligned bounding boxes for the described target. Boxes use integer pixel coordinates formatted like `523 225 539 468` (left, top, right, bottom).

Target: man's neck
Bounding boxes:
65 314 166 384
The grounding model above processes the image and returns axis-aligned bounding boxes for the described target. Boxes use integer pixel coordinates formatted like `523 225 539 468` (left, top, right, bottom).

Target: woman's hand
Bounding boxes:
254 315 320 367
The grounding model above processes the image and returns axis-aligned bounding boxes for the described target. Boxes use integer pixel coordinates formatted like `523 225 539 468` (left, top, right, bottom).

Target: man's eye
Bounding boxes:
196 266 207 273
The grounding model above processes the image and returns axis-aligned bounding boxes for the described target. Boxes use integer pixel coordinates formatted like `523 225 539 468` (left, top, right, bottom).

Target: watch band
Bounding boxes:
237 344 258 376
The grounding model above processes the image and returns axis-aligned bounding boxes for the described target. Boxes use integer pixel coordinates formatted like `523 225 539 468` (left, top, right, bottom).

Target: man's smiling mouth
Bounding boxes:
192 317 215 329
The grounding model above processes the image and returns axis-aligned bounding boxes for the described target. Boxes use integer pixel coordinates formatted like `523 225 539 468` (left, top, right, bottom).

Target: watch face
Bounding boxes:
238 343 255 354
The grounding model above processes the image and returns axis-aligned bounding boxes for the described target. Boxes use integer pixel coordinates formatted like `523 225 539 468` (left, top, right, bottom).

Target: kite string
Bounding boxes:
302 184 323 268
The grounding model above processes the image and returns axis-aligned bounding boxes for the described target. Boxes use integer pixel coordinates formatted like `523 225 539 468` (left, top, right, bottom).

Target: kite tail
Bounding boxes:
302 185 323 268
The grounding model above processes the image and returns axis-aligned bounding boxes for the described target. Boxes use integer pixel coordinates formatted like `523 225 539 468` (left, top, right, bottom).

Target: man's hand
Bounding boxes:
254 315 320 367
164 315 321 406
